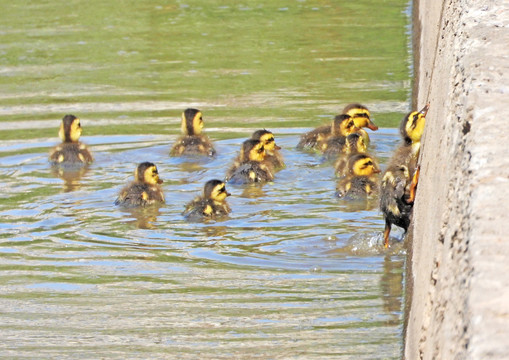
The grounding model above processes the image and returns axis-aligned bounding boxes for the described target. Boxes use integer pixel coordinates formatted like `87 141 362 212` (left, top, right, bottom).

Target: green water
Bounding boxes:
0 1 411 358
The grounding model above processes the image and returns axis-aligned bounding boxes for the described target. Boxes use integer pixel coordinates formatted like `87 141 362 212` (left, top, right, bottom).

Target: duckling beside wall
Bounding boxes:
183 179 231 221
115 162 165 207
49 115 93 166
170 108 216 157
380 104 429 248
225 139 274 185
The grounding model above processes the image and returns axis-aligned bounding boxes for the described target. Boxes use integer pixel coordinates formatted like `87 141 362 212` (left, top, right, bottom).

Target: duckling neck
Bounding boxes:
411 141 421 157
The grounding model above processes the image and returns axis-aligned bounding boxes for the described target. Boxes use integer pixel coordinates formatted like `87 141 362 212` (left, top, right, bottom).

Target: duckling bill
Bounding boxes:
115 162 165 207
170 108 216 157
183 179 231 221
49 115 93 166
380 104 428 248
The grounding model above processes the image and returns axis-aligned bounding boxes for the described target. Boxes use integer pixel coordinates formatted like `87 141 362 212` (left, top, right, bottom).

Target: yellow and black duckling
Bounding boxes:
115 162 165 207
183 179 231 221
252 129 285 169
343 103 378 145
380 104 429 248
225 139 274 184
296 103 377 150
170 108 216 157
333 133 368 176
335 153 381 199
319 114 359 155
49 114 93 166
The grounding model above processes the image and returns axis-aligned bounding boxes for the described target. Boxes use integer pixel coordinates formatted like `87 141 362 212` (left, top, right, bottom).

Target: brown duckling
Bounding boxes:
115 162 165 207
333 133 368 176
380 104 429 248
335 153 381 199
49 114 93 166
225 139 274 184
183 179 231 221
170 108 216 157
252 129 285 169
296 103 377 150
343 103 378 145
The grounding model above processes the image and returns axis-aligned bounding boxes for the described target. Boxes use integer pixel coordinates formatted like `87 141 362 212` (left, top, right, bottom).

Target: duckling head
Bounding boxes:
252 129 281 152
342 103 377 130
332 114 359 137
135 162 163 185
400 104 429 144
348 154 380 176
241 139 266 162
204 179 231 203
58 114 82 143
181 108 204 136
345 133 367 154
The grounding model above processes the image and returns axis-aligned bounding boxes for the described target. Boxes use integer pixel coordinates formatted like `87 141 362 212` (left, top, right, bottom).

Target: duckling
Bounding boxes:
343 103 378 145
335 153 381 199
252 129 285 169
225 139 274 184
296 103 376 150
49 115 93 166
183 179 231 221
380 104 429 248
333 133 368 176
319 114 359 155
170 108 216 157
115 162 165 207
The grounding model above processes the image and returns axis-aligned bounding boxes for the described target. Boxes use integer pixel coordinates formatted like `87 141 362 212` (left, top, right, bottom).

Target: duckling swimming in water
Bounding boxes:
49 114 93 166
335 153 381 199
225 139 274 184
115 162 165 207
296 103 377 150
380 104 429 248
333 133 368 176
170 108 216 157
319 114 364 159
183 179 231 221
252 129 285 169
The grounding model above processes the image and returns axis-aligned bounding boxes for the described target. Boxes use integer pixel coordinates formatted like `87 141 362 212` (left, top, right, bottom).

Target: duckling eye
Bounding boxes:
257 146 264 153
266 137 274 143
218 186 226 193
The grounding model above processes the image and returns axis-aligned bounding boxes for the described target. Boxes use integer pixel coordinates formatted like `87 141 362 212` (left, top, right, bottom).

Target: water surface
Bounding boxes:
0 1 411 358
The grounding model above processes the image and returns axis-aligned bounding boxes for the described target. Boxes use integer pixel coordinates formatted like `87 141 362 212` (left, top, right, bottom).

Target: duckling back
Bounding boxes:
170 135 216 157
50 142 93 166
115 182 165 207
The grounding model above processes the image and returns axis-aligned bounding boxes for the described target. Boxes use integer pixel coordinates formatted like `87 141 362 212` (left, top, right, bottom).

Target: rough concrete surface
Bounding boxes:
405 0 509 359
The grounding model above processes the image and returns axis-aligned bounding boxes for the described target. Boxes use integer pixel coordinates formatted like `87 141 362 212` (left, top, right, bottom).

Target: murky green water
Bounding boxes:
1 1 411 358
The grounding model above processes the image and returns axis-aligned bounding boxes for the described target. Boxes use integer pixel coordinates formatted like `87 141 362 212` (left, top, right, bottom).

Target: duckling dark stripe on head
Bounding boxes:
59 114 81 143
181 108 203 136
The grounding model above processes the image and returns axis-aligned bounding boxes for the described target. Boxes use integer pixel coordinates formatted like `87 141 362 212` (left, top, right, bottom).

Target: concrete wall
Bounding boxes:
405 0 509 359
